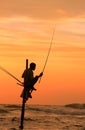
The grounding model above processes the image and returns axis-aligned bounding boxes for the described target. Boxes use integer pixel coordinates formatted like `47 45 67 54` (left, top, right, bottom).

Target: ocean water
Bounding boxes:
0 104 85 130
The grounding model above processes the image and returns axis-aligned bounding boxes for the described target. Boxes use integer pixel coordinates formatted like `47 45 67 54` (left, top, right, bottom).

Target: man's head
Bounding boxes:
30 62 36 70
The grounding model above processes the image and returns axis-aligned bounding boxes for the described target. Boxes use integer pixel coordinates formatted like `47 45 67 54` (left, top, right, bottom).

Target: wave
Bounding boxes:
8 128 17 130
26 104 85 115
0 109 9 114
0 104 21 114
1 104 85 116
65 103 85 109
5 104 21 109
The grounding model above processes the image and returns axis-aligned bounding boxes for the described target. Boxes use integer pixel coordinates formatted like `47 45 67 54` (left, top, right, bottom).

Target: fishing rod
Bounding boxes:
39 25 56 82
0 65 23 85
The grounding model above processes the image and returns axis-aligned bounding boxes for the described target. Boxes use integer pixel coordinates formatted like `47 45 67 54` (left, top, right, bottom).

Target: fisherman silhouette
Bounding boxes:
20 62 43 102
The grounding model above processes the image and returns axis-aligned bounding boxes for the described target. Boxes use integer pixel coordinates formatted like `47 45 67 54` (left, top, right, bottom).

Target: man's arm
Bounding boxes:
32 72 43 85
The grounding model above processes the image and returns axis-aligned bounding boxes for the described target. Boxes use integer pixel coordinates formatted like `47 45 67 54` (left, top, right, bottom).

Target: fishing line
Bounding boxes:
39 25 56 82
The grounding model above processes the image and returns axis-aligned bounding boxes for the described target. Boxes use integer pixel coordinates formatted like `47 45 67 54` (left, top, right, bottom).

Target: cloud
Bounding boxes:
56 9 66 16
52 43 85 61
54 45 85 53
0 0 85 20
0 41 52 59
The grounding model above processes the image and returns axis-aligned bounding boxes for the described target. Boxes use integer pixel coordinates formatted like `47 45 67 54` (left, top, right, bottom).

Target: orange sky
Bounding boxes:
0 0 85 105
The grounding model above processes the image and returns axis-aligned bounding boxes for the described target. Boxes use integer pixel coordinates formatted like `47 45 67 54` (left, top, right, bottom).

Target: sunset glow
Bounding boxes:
0 0 85 105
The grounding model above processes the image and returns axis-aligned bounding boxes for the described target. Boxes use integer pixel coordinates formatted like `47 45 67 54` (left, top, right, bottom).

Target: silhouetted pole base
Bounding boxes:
19 99 26 129
19 124 23 129
19 59 28 129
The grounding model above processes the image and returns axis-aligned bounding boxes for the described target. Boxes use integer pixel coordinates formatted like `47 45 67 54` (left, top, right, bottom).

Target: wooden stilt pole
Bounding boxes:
19 59 28 129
